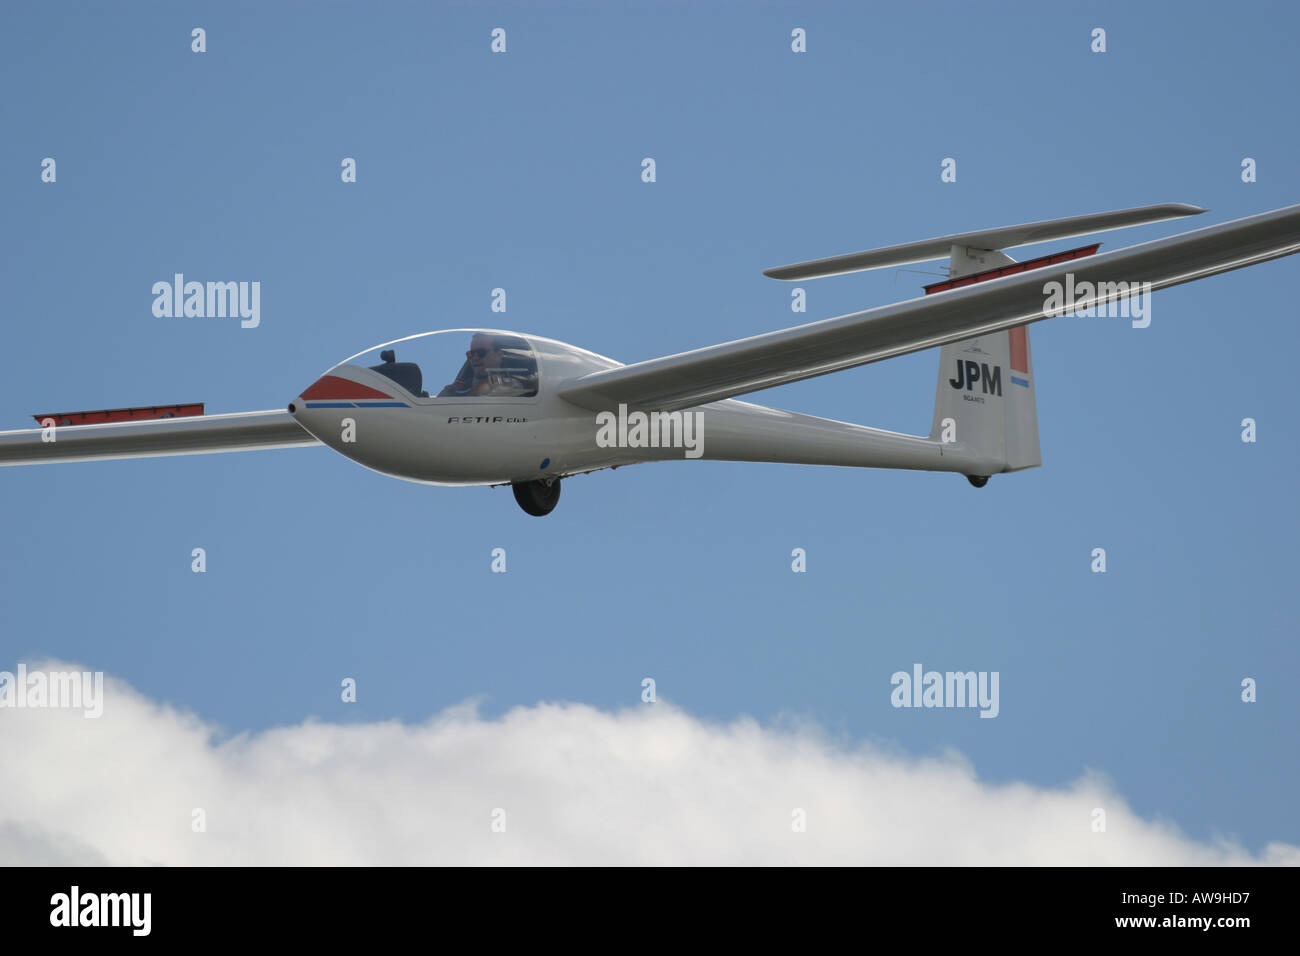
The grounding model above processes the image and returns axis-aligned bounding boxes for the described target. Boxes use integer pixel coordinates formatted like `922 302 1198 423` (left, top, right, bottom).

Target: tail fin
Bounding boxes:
928 247 1041 478
764 205 1213 482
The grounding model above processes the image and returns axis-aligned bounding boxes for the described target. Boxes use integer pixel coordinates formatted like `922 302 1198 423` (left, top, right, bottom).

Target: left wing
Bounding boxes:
0 410 318 466
558 203 1300 413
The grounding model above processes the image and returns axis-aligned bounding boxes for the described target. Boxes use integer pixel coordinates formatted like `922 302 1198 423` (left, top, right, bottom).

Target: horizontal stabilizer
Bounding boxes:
764 203 1206 280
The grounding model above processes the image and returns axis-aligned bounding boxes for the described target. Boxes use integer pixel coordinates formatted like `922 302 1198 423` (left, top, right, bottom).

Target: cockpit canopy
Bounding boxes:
333 330 539 400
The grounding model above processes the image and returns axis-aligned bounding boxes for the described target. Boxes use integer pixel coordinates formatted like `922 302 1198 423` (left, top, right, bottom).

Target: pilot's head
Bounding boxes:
467 333 504 376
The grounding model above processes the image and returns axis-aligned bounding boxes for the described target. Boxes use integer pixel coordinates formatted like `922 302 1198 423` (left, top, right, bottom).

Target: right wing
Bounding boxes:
0 410 318 467
558 203 1300 413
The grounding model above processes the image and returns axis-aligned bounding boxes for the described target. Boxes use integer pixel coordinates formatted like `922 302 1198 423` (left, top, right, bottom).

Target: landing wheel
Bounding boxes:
512 478 561 516
966 475 989 488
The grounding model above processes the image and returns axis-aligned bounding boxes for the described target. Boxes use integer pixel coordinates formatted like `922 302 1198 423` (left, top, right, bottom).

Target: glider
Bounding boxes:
3 202 1298 515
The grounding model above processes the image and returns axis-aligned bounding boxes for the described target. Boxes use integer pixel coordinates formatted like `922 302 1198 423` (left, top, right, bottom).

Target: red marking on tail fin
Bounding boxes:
1009 327 1028 374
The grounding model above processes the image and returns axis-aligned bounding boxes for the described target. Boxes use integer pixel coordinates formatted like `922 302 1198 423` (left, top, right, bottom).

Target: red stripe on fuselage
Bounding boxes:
300 375 393 400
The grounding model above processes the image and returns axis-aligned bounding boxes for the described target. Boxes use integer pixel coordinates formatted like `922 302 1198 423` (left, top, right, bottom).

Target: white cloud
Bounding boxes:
1 662 1295 866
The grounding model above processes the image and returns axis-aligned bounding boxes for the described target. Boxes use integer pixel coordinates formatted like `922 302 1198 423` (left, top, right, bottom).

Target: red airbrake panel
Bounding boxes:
32 403 204 427
923 243 1101 295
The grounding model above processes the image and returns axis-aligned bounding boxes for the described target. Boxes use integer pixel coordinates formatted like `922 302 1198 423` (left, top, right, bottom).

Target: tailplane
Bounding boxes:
764 203 1209 485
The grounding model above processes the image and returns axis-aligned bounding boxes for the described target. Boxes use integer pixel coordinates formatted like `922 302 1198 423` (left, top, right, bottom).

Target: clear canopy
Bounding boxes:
334 330 539 400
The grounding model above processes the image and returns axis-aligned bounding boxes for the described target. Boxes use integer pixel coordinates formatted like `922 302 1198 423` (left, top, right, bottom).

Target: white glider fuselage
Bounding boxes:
290 330 995 487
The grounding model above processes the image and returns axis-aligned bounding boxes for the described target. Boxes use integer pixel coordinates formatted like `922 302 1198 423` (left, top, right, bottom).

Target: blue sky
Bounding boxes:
1 0 1297 859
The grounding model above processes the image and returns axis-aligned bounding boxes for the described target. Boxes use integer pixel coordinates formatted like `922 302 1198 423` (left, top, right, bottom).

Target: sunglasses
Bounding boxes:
466 347 499 359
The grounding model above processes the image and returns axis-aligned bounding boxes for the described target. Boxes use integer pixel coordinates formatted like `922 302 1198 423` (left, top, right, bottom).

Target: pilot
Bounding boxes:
438 333 496 396
439 333 534 397
467 333 508 395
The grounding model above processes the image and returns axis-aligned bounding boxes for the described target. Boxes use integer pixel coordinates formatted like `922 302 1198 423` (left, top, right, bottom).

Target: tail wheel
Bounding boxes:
512 478 561 516
966 475 989 488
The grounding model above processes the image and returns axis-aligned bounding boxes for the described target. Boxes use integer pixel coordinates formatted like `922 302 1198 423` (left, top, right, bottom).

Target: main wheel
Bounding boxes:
966 475 989 488
512 478 561 516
